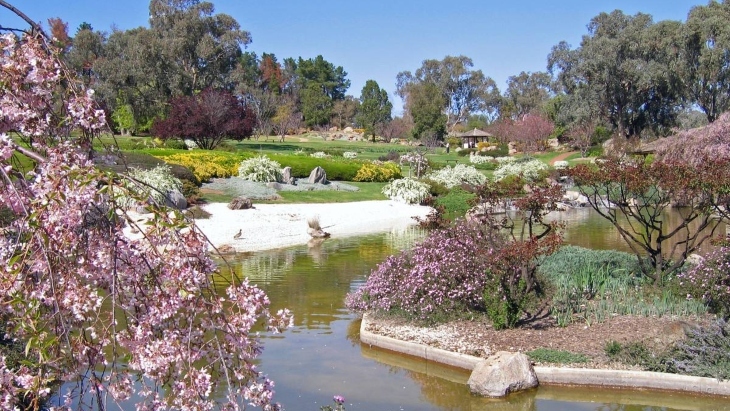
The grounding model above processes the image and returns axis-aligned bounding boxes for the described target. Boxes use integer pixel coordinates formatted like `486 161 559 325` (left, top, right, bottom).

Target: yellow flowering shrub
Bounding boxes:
156 152 248 182
354 162 402 182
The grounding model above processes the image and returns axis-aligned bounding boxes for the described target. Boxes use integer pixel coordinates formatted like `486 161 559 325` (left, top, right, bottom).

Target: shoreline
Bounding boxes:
192 200 433 253
359 314 730 399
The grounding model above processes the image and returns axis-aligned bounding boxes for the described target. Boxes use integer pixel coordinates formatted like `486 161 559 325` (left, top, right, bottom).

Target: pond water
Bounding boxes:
215 209 729 411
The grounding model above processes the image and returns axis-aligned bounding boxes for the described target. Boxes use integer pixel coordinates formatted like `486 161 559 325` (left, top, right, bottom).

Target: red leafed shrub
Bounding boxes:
152 88 256 149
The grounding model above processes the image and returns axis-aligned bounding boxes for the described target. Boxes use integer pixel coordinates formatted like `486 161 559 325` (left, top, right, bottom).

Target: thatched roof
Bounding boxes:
457 128 492 138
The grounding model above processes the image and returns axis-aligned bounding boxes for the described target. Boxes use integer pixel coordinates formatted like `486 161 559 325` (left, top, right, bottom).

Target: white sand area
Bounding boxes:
193 200 433 253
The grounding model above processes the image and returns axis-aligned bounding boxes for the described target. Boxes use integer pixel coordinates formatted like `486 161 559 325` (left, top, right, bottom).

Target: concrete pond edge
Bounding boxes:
359 313 730 398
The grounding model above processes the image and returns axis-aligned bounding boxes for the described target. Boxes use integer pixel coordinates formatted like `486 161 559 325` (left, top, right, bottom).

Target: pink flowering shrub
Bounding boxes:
0 30 291 411
345 221 503 319
679 247 730 319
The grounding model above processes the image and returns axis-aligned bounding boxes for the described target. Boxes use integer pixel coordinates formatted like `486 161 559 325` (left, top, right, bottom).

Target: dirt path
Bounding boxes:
548 151 579 165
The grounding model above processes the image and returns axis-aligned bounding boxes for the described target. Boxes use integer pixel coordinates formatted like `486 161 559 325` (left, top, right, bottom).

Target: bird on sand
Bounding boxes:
233 229 242 239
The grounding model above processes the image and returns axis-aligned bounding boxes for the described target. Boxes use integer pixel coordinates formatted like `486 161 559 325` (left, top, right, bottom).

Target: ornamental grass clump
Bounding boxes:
238 155 283 183
381 177 430 204
425 164 487 188
345 221 503 320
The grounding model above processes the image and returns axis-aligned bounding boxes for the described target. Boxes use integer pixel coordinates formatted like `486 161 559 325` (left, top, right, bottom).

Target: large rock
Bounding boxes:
282 166 296 185
164 190 187 210
228 196 253 210
467 351 538 397
308 166 328 184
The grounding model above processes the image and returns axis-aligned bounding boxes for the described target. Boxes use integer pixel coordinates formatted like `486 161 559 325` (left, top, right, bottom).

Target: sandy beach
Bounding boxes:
193 200 433 253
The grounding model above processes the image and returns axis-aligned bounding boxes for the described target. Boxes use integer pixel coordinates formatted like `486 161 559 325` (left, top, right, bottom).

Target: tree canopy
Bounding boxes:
357 80 392 142
397 55 500 133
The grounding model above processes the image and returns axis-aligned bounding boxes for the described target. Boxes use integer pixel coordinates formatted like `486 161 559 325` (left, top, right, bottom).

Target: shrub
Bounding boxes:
354 162 402 182
343 151 358 159
381 178 430 204
425 164 487 188
422 178 449 197
553 160 569 170
668 320 730 380
158 151 250 182
469 153 494 165
120 165 183 208
678 247 730 319
270 154 361 181
238 155 283 183
310 151 331 159
345 221 503 320
493 157 548 182
378 151 401 162
434 186 476 220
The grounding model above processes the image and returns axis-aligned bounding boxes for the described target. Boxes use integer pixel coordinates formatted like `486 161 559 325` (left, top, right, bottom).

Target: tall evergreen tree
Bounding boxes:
357 80 392 142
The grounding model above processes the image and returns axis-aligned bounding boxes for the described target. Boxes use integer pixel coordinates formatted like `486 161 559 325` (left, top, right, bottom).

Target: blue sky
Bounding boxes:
2 0 706 113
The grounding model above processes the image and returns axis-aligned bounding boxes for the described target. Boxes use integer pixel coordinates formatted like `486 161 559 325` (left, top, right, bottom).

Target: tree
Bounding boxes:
683 0 730 123
272 95 302 141
148 0 250 94
0 23 290 411
502 71 552 119
65 24 105 85
548 10 685 138
503 113 555 154
568 157 730 285
294 55 351 127
152 88 255 149
331 95 359 129
396 55 501 133
380 116 412 143
407 82 447 140
46 17 71 51
356 80 392 142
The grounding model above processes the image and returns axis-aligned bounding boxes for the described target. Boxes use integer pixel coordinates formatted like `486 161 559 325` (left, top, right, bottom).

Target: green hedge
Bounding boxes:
270 154 362 181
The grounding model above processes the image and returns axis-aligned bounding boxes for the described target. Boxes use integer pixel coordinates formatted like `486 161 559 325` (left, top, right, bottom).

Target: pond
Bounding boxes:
216 209 729 411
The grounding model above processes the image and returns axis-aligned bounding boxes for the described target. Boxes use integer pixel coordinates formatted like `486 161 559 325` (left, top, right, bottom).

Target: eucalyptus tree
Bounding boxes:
407 82 447 140
356 80 392 142
548 10 685 138
502 71 553 119
94 27 167 133
683 0 730 123
148 0 250 94
396 55 501 133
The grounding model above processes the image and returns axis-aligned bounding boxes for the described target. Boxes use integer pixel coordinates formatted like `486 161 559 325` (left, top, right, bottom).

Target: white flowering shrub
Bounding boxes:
553 160 569 170
425 164 487 188
183 139 198 150
469 153 494 165
238 155 283 182
493 158 548 182
343 151 358 159
382 178 431 204
494 156 517 164
294 149 306 156
122 165 183 207
310 151 330 159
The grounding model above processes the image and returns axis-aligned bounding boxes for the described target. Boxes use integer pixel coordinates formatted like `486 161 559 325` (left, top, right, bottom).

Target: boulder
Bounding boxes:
282 166 296 185
228 196 253 210
164 190 187 210
467 351 538 397
344 126 354 133
308 166 328 184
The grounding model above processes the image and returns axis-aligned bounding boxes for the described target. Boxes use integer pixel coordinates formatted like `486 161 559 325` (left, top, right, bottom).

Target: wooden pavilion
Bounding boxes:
457 128 493 148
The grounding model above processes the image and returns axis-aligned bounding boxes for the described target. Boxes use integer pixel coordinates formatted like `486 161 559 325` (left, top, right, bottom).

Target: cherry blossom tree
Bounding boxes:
0 18 290 411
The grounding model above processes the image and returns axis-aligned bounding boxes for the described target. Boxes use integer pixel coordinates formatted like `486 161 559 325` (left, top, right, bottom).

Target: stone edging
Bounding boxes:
360 314 730 398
